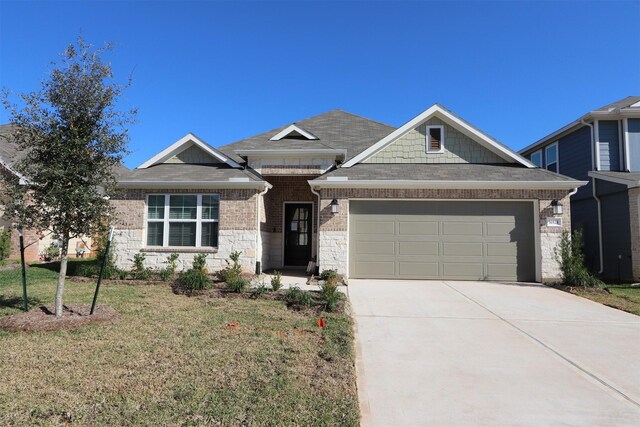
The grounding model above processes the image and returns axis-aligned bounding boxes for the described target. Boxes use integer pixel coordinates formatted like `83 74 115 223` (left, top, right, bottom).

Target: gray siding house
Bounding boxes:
520 96 640 281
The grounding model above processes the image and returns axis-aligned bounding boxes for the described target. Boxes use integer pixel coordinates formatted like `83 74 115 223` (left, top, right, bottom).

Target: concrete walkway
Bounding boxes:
349 280 640 426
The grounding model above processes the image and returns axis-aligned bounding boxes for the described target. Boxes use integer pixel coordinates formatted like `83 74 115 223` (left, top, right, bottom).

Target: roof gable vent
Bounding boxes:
269 124 318 141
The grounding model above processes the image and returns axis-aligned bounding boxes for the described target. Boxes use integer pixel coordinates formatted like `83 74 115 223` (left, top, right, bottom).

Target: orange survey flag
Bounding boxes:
317 317 326 328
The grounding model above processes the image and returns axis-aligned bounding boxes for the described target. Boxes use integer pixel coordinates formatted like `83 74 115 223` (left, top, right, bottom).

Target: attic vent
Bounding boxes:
269 124 318 141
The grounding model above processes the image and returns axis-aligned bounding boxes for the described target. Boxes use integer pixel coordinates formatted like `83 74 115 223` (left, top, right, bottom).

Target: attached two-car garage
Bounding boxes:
349 200 536 281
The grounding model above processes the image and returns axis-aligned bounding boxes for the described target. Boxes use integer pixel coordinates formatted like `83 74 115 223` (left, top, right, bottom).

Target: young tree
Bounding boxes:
1 37 135 317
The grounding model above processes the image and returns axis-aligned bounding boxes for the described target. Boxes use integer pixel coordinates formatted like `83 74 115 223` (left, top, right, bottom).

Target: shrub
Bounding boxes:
130 253 153 280
320 280 344 312
271 270 283 291
160 253 180 281
285 286 313 308
218 250 243 283
0 229 11 261
251 282 268 299
555 230 603 287
226 276 249 293
176 269 211 291
43 243 60 261
76 263 99 277
193 253 207 272
320 269 339 285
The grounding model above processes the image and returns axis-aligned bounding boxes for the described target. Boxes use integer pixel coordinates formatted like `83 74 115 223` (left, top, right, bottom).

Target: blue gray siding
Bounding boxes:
598 120 621 171
557 126 593 200
571 198 600 271
628 118 640 172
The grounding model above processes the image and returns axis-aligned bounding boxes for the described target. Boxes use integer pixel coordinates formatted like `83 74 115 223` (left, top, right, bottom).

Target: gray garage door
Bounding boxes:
349 201 535 281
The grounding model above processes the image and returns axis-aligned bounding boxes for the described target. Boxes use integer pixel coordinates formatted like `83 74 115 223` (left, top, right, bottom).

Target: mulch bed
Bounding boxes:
0 304 118 332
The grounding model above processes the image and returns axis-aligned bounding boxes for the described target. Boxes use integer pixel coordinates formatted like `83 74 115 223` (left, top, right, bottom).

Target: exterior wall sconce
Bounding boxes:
551 200 563 216
330 198 339 214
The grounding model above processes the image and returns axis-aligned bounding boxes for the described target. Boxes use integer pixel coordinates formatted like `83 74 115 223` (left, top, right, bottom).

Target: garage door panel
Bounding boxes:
399 262 439 277
353 261 395 277
487 263 518 279
349 201 535 281
354 241 396 255
355 221 395 235
442 263 484 278
398 221 438 235
442 222 483 236
442 242 483 256
486 223 516 236
398 241 438 256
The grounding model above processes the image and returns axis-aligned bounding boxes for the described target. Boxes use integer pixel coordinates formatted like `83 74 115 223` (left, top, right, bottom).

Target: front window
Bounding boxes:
530 150 542 167
545 143 559 173
146 194 220 247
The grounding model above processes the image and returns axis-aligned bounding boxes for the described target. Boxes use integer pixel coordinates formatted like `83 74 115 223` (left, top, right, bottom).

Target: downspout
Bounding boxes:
255 183 270 274
582 118 604 274
310 184 322 273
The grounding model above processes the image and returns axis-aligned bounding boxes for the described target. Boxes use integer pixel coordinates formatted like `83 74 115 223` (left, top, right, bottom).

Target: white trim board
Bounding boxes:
588 171 640 188
342 104 535 168
137 133 242 169
270 125 318 141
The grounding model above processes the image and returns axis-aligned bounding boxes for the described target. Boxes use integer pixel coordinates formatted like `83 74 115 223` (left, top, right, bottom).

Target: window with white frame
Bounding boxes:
530 150 542 167
545 143 559 173
146 194 220 247
426 125 444 153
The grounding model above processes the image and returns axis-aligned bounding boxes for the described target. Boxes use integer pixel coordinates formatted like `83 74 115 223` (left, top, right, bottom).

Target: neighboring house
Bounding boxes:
0 124 97 261
519 96 640 281
113 105 585 282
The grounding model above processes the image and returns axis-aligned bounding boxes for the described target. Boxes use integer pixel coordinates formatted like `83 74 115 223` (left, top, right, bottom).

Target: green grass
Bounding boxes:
0 265 359 426
572 284 640 316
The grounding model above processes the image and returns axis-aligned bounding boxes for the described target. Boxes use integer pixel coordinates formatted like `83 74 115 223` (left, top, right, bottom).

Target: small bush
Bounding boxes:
43 243 60 261
0 229 11 261
129 253 152 280
320 281 344 312
218 250 243 283
555 230 603 287
131 253 146 272
131 268 153 280
226 276 249 293
159 268 172 281
160 253 180 281
251 282 268 299
76 263 99 277
285 286 313 308
193 253 207 272
176 269 211 291
320 269 338 282
271 270 283 291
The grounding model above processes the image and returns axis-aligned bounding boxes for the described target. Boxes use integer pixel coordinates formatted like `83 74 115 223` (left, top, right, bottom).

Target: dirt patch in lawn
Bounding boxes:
0 304 118 332
550 284 640 316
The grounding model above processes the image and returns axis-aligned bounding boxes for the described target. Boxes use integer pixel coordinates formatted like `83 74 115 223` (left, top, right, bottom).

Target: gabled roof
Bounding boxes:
588 171 640 188
342 104 534 168
137 133 241 169
520 96 640 155
269 124 318 141
217 110 396 163
0 124 26 178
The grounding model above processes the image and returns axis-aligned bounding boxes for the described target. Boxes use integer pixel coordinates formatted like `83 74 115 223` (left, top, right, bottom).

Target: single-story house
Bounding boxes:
113 105 586 282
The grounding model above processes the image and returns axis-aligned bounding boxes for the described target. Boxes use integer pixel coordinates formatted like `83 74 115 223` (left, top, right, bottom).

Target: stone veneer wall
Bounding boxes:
316 188 572 281
365 117 506 164
629 187 640 280
110 188 259 271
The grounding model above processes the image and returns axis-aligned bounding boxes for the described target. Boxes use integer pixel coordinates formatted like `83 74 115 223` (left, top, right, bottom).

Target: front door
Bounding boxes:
284 203 312 266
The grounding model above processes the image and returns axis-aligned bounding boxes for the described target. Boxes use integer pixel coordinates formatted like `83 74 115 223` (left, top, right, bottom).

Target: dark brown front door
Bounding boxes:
284 203 312 266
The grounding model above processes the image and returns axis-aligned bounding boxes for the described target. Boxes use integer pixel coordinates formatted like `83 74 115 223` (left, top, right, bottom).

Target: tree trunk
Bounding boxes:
55 236 69 318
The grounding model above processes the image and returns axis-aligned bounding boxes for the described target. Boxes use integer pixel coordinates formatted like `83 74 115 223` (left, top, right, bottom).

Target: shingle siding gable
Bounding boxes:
364 118 506 164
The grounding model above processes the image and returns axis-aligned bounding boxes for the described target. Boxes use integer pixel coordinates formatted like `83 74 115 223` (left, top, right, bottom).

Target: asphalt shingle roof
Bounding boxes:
119 163 262 182
315 163 578 182
218 110 396 163
593 96 640 112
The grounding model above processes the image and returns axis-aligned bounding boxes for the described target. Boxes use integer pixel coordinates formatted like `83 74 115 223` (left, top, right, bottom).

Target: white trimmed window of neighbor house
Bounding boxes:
146 194 220 247
426 125 445 153
530 150 542 167
545 142 559 173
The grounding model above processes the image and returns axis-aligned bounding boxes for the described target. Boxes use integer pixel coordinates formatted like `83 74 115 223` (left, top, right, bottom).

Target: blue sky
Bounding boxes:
1 1 639 168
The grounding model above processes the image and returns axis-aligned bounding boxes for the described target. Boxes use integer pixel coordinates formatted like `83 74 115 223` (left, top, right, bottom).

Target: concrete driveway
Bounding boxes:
349 280 640 426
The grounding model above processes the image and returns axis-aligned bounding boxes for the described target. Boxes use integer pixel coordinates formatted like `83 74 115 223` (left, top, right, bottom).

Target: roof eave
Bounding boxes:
308 179 587 190
116 180 271 190
588 171 640 188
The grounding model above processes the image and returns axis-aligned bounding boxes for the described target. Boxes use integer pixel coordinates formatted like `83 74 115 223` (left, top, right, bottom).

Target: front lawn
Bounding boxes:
569 284 640 316
0 265 359 426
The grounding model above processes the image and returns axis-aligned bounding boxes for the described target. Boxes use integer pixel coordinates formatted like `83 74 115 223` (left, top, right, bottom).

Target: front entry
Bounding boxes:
284 203 312 266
